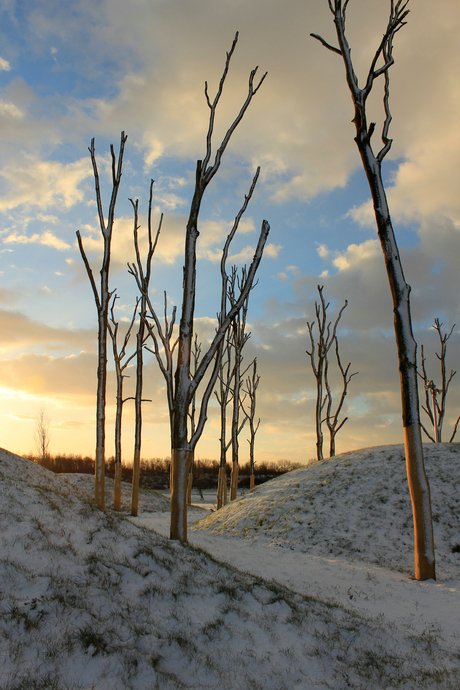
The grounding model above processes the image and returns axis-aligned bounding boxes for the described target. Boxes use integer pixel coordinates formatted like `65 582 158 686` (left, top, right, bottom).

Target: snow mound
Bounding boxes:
192 444 460 579
1 446 459 689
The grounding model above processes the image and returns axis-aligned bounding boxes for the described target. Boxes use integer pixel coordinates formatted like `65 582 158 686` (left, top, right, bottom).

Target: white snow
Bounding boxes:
1 443 459 689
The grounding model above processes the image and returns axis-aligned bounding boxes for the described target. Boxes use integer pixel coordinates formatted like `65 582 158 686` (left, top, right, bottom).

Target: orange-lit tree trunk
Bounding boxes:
312 0 435 580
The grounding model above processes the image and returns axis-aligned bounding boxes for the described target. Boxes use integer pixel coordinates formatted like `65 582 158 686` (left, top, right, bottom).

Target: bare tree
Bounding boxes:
215 331 233 508
228 267 250 501
306 285 348 461
129 184 161 516
312 0 436 580
166 33 269 540
107 295 138 511
130 35 268 539
187 334 202 504
419 318 460 443
35 406 51 461
243 358 261 489
76 132 127 509
324 336 358 457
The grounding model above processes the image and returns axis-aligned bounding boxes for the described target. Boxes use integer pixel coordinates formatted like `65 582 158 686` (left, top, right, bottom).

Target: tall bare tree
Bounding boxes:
306 285 348 461
129 183 161 516
228 267 250 501
312 0 436 579
168 33 268 540
419 318 460 443
77 132 127 509
35 406 51 461
243 358 261 489
130 35 268 540
215 332 233 508
187 334 202 504
107 295 138 511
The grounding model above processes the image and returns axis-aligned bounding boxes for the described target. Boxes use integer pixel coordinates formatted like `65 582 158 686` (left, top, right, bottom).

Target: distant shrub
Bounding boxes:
27 453 302 489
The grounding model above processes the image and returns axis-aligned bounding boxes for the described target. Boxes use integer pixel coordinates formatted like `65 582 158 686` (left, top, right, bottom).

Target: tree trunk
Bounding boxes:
95 446 105 510
250 473 255 490
170 448 193 541
131 448 140 517
356 140 435 581
113 372 122 512
329 146 435 576
114 461 122 511
132 302 145 517
230 461 239 501
217 466 227 508
187 465 193 505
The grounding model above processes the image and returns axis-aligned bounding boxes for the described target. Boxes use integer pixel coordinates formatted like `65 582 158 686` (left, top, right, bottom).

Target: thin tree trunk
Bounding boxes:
217 466 227 508
132 309 144 517
113 364 123 511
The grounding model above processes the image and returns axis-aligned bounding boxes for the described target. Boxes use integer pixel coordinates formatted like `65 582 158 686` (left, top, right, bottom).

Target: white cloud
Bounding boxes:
0 57 11 71
0 156 91 211
0 101 22 118
4 230 71 251
265 243 282 259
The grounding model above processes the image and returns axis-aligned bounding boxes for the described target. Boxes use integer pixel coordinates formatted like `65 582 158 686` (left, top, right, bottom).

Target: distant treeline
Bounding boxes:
27 453 303 490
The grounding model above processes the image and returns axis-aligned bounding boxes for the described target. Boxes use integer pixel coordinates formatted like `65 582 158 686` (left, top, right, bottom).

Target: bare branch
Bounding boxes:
76 230 101 313
310 33 342 55
449 416 460 443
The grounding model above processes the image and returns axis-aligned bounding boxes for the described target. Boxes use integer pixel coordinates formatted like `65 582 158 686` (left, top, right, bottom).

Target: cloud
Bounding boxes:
0 155 91 211
4 230 71 251
0 57 11 71
0 308 95 353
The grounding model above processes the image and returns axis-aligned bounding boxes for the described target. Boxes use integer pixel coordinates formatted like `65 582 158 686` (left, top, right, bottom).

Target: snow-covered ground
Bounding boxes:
1 444 459 689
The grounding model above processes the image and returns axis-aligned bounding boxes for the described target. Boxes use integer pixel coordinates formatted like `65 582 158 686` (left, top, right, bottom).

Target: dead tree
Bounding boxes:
306 285 348 461
324 335 358 457
76 132 127 509
129 184 161 516
243 358 261 489
107 295 138 511
214 330 236 508
187 334 202 504
228 267 250 501
167 33 268 540
312 0 436 580
419 318 460 443
35 406 51 461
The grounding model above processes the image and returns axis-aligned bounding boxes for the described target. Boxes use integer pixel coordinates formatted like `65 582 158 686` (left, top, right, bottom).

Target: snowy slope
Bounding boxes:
192 444 460 579
1 446 459 689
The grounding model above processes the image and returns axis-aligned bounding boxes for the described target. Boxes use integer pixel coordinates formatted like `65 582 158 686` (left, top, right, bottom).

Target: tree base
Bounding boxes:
170 448 193 541
114 461 122 511
95 446 105 510
404 425 436 581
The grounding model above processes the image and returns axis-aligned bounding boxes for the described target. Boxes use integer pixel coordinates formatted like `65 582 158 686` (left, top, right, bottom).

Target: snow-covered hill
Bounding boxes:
1 445 459 689
192 444 460 580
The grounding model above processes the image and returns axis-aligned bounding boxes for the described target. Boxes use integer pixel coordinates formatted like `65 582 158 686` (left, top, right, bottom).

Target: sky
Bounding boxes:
0 0 459 464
